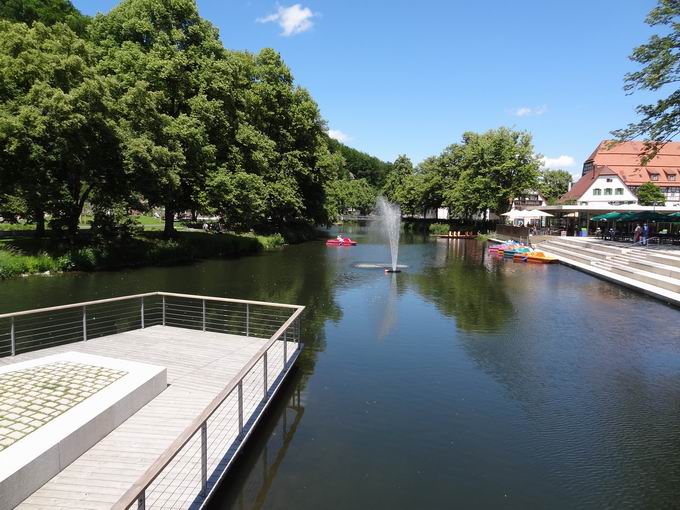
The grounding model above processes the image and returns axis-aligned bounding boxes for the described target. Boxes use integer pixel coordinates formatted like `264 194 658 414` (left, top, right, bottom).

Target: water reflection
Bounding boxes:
409 239 514 332
210 372 305 510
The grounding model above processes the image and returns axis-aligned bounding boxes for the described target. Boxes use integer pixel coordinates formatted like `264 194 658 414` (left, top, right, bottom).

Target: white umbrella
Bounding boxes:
524 209 554 218
501 210 525 218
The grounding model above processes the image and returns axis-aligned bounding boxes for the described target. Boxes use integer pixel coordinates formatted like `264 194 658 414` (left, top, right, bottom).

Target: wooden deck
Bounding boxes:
1 325 297 509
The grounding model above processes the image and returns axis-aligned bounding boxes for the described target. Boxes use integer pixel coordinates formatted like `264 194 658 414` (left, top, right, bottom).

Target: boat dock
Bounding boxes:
0 292 303 509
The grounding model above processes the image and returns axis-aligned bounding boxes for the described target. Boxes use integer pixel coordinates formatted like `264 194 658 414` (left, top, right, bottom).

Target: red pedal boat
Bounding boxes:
326 237 357 246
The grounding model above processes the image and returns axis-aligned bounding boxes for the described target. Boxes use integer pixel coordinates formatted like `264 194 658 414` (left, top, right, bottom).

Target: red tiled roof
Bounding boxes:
585 140 680 185
560 141 680 202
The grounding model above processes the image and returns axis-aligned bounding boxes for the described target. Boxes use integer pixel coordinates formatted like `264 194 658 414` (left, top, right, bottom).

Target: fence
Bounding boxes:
495 224 530 241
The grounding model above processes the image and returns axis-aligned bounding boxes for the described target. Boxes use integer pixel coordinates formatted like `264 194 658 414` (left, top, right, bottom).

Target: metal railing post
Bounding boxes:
263 352 268 400
201 422 208 496
162 295 166 326
283 330 287 364
137 492 145 510
202 299 206 331
10 317 15 356
246 304 250 337
140 297 145 329
82 306 87 341
238 381 243 435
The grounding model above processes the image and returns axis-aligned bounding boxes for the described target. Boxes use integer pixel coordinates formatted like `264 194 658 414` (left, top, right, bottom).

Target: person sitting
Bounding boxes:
336 234 344 243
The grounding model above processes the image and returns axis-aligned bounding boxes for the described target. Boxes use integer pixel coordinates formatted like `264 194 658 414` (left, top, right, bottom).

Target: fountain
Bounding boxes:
376 197 402 273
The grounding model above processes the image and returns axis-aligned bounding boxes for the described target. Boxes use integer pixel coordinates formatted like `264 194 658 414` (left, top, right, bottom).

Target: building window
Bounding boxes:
615 188 623 195
582 161 593 175
650 174 659 181
605 178 613 183
604 188 613 195
669 174 677 182
592 188 601 196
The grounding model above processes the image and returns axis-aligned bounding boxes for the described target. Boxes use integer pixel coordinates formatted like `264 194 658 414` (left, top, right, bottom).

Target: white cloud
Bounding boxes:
509 105 548 117
257 4 316 36
541 155 575 168
327 129 350 143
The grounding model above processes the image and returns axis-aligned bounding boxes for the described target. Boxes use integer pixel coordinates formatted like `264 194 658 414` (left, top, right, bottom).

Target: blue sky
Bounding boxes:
73 0 660 176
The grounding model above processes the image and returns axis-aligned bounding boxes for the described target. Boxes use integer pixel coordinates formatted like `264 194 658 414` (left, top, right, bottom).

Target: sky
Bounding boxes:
72 0 661 177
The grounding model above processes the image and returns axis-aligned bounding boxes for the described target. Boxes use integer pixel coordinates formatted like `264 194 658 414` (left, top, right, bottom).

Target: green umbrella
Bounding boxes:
591 211 626 221
620 211 672 222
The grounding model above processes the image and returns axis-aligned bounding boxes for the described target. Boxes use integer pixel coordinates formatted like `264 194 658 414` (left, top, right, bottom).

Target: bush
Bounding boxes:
429 223 450 235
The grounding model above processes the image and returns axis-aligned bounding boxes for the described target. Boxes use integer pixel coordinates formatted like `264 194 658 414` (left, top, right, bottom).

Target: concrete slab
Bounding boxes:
0 352 166 510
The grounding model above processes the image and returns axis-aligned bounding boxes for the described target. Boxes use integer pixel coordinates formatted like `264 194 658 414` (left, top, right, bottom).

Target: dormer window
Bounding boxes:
669 174 677 182
582 161 594 175
650 174 659 181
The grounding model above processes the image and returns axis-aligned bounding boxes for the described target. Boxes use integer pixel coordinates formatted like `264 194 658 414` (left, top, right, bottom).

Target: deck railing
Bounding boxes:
0 292 299 357
0 291 304 510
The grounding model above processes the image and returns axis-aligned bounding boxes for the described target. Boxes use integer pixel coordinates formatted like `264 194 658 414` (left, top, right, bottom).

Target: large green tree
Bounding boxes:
90 0 224 236
327 138 392 186
613 0 680 155
443 128 540 216
0 21 121 238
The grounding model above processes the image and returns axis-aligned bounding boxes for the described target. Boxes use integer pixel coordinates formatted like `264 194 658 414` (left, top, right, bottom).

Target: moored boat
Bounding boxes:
513 251 558 263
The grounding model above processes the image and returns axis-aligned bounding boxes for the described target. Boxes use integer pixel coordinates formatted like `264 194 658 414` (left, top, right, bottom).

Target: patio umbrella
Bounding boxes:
620 211 672 222
501 210 525 218
591 211 625 221
524 209 553 218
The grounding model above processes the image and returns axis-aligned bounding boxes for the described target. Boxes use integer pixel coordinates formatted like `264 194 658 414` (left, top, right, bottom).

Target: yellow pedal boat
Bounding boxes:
513 251 558 264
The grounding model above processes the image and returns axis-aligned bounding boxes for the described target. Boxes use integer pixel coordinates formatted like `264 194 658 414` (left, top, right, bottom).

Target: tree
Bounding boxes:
636 182 666 205
90 0 225 236
539 169 573 204
382 155 414 204
0 0 88 33
327 138 392 187
613 0 680 156
0 21 121 239
443 128 540 216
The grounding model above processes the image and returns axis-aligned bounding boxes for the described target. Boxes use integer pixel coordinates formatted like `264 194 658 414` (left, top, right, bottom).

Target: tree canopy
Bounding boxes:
0 0 87 33
613 0 680 156
539 169 573 204
636 182 666 205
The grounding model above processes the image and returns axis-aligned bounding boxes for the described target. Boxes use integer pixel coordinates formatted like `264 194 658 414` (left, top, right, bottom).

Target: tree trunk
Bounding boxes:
164 207 175 237
191 209 197 222
35 208 45 237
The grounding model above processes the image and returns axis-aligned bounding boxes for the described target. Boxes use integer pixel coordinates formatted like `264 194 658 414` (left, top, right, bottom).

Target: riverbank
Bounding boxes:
0 230 294 279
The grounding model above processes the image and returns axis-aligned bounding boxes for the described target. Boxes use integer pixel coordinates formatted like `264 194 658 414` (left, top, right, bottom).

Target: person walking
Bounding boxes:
641 223 650 246
633 223 642 244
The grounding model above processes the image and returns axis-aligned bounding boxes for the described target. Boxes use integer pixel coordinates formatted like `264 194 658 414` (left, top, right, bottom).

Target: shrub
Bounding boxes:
429 223 450 235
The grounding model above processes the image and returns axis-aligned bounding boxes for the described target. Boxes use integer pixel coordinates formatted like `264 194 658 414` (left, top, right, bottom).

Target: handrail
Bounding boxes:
0 292 158 320
0 291 300 320
111 303 304 510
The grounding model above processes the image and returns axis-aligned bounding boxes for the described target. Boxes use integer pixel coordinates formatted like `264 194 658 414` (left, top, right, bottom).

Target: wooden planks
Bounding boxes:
0 325 296 510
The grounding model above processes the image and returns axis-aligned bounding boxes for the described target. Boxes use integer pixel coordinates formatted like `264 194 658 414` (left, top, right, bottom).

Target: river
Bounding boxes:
1 224 679 509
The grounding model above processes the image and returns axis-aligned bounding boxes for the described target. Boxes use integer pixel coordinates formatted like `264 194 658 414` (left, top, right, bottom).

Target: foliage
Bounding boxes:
539 169 573 204
0 230 290 279
325 178 377 218
382 155 414 204
613 0 680 157
327 138 392 186
429 223 450 235
207 171 267 232
0 20 121 239
636 182 666 205
0 0 88 33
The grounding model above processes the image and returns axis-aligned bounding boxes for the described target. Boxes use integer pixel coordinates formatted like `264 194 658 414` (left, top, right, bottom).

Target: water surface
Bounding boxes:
1 225 678 509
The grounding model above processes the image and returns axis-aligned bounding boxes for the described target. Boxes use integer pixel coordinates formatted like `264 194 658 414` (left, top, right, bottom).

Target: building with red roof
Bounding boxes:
560 141 680 206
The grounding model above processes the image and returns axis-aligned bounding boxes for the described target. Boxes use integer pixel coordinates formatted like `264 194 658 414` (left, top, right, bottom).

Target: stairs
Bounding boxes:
537 238 680 306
